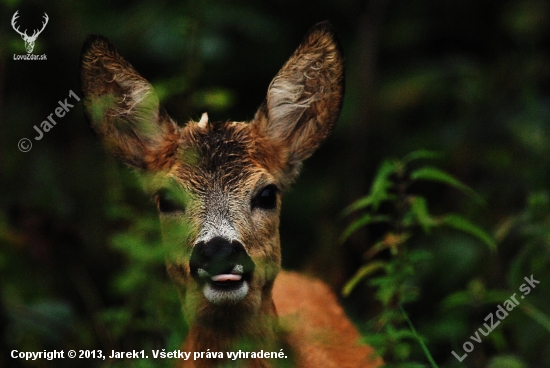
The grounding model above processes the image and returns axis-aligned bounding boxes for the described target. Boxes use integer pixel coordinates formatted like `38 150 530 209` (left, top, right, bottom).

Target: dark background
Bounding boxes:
1 0 549 367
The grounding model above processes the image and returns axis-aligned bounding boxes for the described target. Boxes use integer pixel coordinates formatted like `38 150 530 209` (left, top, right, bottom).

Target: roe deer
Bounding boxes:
81 21 381 368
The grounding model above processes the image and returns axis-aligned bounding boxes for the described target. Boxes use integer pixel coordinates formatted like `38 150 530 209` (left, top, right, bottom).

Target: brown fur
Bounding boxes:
81 21 381 368
273 272 380 368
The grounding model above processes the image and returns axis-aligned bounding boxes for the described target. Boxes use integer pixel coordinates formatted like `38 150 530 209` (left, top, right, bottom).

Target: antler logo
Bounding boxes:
11 11 49 54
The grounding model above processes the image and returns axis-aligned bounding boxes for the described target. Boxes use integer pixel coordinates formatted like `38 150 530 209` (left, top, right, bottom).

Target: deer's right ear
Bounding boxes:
80 35 179 170
251 21 344 184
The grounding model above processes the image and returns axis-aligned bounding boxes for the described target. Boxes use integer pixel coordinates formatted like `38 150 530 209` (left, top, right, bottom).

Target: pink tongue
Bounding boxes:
211 274 242 282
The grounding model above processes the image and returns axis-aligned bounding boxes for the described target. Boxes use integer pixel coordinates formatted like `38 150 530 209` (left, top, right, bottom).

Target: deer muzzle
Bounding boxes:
190 237 255 305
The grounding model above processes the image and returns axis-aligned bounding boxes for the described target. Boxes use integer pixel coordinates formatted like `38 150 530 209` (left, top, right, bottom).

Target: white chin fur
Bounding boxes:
203 281 249 305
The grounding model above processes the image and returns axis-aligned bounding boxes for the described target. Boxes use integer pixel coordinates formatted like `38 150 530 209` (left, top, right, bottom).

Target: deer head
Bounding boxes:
81 22 344 343
12 11 49 54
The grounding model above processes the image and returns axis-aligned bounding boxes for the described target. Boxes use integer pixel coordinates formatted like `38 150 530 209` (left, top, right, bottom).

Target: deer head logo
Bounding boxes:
11 11 49 54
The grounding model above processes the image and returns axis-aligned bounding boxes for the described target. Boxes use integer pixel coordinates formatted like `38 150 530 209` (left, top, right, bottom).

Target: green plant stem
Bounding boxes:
399 304 439 368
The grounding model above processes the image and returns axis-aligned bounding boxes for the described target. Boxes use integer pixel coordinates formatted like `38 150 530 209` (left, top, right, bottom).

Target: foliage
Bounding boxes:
342 151 494 366
97 163 187 367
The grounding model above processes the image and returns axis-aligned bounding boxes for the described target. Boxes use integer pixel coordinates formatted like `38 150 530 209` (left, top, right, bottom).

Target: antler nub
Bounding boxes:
198 112 209 129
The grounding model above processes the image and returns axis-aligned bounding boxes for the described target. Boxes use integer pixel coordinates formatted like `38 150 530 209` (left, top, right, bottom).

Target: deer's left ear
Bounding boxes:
252 21 344 181
80 35 179 170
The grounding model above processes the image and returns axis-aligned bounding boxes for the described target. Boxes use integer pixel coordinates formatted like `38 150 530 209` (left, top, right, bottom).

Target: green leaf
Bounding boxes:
487 355 528 368
442 214 496 251
356 159 401 213
373 275 402 306
410 166 485 205
440 290 474 310
342 159 400 216
402 150 442 164
409 196 437 233
342 194 398 217
342 261 386 297
339 214 391 244
342 195 374 216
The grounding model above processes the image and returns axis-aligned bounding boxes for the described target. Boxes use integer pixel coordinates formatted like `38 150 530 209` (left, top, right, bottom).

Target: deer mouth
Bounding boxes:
194 265 253 305
197 264 252 287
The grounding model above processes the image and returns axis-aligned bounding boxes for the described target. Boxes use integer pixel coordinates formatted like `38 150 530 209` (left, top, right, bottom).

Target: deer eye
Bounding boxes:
252 185 278 210
155 188 185 214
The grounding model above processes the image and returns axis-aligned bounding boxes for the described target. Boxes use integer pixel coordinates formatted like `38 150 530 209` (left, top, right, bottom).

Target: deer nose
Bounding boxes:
190 237 254 279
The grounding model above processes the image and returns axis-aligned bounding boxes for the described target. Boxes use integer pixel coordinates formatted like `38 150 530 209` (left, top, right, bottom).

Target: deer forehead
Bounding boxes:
168 120 286 193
